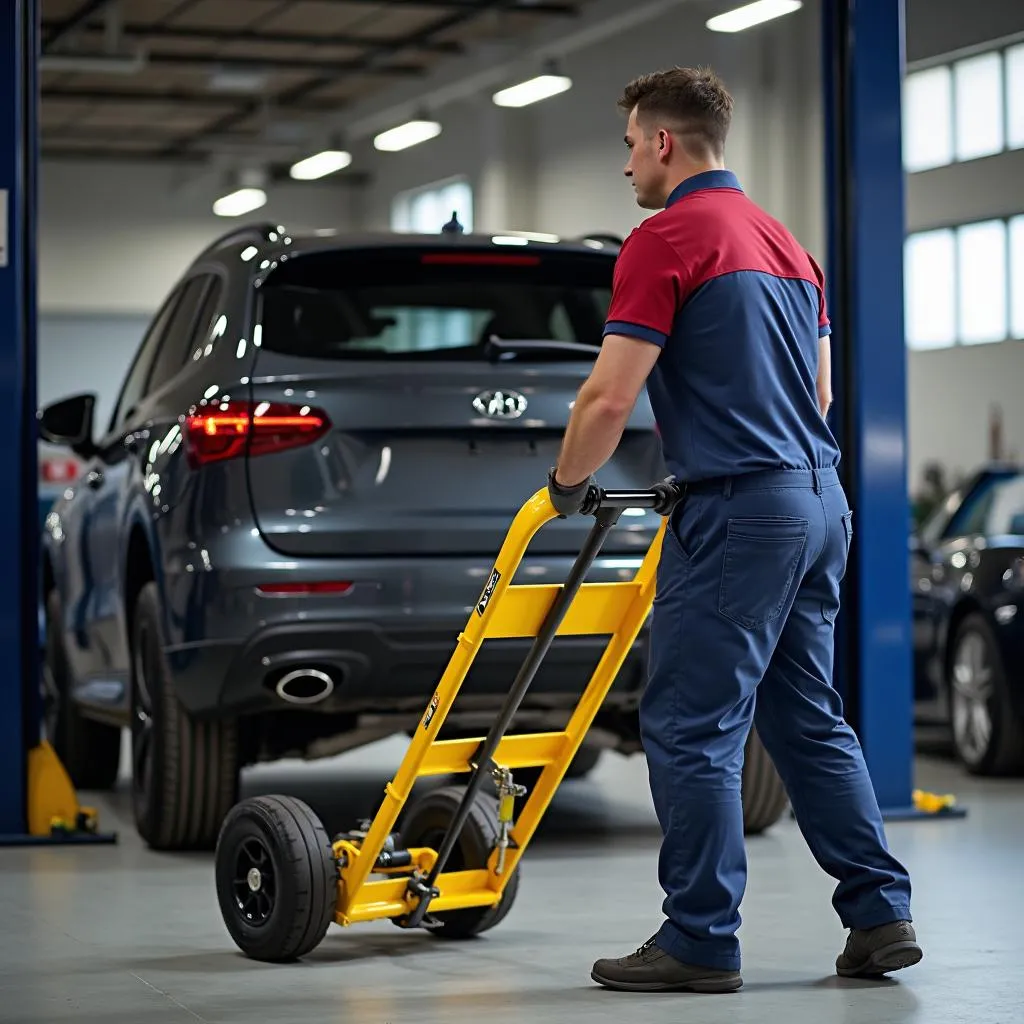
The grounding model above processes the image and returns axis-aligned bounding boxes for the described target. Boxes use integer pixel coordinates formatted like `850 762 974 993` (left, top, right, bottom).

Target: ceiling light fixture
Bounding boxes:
213 187 267 218
493 73 573 108
373 119 442 152
289 150 353 180
706 0 802 33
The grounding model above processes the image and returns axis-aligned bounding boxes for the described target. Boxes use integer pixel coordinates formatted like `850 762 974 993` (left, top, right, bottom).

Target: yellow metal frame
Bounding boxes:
331 487 667 927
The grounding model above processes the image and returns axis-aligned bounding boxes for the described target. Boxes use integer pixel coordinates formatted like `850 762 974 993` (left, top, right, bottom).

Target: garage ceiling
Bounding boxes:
40 0 585 165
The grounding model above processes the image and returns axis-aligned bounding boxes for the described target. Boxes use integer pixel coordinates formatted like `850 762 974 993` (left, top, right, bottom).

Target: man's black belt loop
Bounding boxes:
723 477 733 499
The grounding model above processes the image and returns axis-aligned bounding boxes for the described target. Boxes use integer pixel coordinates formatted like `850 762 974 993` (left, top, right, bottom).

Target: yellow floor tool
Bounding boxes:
214 480 679 961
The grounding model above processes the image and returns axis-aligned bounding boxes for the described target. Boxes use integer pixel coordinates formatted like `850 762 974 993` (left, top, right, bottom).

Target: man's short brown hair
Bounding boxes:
618 66 734 157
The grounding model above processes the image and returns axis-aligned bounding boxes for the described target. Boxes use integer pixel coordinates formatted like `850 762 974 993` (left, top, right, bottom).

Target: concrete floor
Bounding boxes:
1 737 1021 1024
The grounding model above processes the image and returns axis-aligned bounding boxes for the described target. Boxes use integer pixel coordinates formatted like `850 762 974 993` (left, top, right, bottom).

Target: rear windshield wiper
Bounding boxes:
484 337 602 361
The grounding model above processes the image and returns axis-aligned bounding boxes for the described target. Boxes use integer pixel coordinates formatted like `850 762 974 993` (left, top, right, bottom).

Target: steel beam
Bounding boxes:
40 20 466 54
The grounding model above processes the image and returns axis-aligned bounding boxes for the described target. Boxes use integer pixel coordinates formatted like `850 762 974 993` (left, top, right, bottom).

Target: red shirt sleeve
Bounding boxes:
603 227 686 347
805 251 831 338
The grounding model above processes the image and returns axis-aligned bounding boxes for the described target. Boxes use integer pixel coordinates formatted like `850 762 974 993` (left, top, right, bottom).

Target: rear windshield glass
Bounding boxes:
258 246 614 361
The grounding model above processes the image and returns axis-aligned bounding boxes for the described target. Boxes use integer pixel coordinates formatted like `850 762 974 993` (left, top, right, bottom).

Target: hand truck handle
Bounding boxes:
580 479 682 516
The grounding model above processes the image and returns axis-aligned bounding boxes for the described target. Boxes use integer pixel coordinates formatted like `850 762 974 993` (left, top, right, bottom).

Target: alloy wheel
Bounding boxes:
951 629 994 765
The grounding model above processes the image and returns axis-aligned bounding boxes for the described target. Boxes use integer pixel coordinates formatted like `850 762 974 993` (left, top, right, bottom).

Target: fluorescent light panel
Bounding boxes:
373 120 442 152
706 0 802 32
213 187 267 218
289 149 353 180
493 74 572 108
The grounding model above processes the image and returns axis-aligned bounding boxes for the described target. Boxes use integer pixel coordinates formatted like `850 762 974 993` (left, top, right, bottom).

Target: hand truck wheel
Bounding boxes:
214 795 337 962
395 785 520 939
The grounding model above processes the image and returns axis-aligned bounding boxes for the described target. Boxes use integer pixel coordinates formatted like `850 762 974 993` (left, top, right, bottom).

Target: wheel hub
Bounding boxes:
247 867 262 892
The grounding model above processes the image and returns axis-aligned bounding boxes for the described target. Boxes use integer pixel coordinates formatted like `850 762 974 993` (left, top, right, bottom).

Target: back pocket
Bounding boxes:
718 516 809 630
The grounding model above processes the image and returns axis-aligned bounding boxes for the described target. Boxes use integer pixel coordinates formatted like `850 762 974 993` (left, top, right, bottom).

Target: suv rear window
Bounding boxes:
258 246 614 361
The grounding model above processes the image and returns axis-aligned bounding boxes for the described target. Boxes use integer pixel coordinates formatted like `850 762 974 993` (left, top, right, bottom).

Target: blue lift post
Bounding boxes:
0 0 116 845
0 0 37 840
823 0 964 820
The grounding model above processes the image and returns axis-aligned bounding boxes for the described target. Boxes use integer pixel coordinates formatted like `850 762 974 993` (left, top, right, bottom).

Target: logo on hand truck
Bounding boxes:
476 567 501 616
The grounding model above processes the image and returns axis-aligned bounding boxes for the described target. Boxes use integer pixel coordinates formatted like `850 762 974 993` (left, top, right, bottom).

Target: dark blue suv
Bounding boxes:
39 222 788 850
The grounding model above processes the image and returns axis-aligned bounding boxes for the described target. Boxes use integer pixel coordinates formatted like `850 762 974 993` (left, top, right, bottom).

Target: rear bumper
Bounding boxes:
168 619 648 719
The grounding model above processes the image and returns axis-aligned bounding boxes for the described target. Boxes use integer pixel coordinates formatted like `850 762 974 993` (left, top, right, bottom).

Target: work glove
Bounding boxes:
547 466 595 517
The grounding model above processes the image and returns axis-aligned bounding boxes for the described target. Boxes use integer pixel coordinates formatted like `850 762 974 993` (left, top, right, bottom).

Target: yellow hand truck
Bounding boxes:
214 479 680 962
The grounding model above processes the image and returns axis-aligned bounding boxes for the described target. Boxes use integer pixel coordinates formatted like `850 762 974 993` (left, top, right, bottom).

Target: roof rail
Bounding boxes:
195 221 283 259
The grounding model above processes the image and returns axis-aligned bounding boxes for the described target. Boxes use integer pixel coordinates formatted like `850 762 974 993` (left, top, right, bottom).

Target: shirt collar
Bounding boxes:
665 169 743 207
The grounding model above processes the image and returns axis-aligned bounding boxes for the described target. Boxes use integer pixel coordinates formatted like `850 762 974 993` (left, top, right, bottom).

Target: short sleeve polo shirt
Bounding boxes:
604 169 841 484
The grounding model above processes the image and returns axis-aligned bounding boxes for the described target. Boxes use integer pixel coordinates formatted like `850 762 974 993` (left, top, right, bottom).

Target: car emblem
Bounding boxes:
472 389 527 419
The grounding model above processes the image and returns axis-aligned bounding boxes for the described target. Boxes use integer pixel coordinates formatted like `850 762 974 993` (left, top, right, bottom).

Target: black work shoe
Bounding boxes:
591 936 743 993
836 921 923 978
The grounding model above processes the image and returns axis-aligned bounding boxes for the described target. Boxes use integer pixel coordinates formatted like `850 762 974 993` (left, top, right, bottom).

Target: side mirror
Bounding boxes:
37 393 98 459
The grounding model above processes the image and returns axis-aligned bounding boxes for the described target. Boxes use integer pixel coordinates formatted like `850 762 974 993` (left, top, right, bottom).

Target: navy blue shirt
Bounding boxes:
604 170 840 483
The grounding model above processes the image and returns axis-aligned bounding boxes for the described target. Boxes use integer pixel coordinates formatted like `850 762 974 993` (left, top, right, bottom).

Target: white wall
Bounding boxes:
908 344 1024 486
39 159 357 315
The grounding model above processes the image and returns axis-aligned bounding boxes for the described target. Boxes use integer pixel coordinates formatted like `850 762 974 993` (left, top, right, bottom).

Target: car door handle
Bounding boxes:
85 469 104 489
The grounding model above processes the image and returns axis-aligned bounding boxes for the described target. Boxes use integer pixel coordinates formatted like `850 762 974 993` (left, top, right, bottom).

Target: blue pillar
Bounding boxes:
0 0 38 836
822 0 916 813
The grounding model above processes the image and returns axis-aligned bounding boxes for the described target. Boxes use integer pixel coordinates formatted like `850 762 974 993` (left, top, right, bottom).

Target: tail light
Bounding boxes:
184 400 331 467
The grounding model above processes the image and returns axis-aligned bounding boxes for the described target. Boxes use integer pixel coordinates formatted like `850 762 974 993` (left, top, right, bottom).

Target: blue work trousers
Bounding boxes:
641 466 912 971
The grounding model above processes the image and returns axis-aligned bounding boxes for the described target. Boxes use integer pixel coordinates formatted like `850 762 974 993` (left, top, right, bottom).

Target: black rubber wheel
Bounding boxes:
397 785 520 939
741 728 789 835
131 582 240 850
948 612 1024 776
43 590 121 791
215 795 338 962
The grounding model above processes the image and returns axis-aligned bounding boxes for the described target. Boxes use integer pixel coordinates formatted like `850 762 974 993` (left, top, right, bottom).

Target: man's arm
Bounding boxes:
817 334 832 417
554 335 661 486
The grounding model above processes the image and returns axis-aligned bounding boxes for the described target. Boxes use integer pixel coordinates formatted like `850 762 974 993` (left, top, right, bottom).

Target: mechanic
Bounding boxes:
546 66 920 994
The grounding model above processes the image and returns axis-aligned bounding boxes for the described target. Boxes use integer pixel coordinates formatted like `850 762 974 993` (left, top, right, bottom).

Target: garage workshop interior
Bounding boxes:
3 0 1024 1021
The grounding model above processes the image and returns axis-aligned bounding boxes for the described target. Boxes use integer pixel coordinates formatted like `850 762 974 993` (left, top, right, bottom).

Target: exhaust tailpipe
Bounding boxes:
275 668 334 705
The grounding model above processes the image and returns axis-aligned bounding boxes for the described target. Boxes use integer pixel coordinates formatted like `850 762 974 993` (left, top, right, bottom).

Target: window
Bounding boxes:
108 286 183 432
1010 215 1024 339
905 214 1024 349
957 220 1007 344
985 476 1024 537
258 246 614 361
903 43 1023 170
953 53 1004 161
145 275 211 391
391 177 473 234
905 229 956 349
903 66 953 172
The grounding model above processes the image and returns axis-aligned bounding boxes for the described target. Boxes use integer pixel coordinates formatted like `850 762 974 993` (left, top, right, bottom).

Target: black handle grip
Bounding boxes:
580 480 682 516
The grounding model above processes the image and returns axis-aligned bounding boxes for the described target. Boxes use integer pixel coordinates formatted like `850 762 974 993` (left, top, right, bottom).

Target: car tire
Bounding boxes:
741 728 789 835
563 742 602 780
43 590 121 791
395 784 520 939
130 581 240 850
948 612 1024 776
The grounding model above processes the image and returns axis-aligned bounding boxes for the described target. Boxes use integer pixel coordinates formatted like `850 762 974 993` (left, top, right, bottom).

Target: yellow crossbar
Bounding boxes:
417 731 568 776
483 581 641 638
